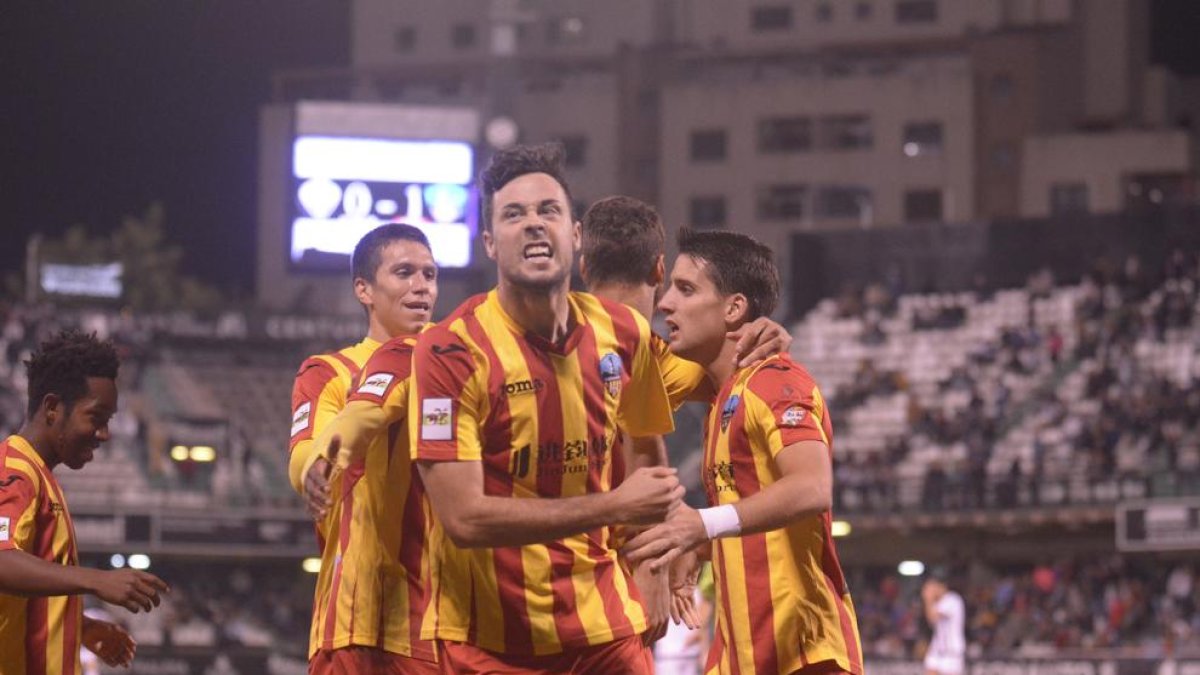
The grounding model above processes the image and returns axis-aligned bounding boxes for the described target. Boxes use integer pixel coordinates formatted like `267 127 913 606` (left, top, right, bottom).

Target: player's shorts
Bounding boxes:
309 646 440 675
923 653 965 675
438 634 654 674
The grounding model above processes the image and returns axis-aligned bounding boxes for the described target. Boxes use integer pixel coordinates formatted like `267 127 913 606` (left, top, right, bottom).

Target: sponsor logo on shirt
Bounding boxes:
705 461 737 494
780 405 806 427
431 343 467 356
421 398 453 440
503 379 543 397
599 352 623 397
720 394 741 431
0 516 9 542
290 402 312 437
357 373 395 397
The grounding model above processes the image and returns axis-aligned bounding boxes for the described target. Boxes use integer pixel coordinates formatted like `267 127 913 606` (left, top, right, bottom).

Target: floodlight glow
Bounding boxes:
110 554 126 569
128 554 151 570
170 445 189 462
302 558 322 574
831 520 851 537
898 560 925 577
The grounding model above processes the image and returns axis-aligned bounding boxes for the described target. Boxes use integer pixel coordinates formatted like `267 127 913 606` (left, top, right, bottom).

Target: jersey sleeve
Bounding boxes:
616 314 675 437
408 327 486 463
745 360 830 458
651 333 712 409
348 338 415 422
287 357 345 495
0 460 40 553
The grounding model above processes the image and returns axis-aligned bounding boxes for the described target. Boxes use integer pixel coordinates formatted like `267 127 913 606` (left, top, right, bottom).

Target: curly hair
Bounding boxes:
580 195 666 287
24 328 120 418
479 142 573 230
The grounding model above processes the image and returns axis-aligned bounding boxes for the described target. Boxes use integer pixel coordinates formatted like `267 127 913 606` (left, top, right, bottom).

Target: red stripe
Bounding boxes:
462 312 534 654
26 596 48 675
61 595 79 675
713 544 741 675
321 467 359 647
327 349 361 377
395 428 436 660
822 574 862 672
289 358 339 449
574 323 634 639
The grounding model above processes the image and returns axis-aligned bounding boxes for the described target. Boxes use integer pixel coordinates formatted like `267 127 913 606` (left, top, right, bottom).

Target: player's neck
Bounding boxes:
15 422 59 470
702 337 743 391
587 281 655 320
497 279 573 342
365 318 390 344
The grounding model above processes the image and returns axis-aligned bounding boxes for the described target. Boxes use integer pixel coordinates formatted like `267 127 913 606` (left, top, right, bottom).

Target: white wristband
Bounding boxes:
698 504 742 539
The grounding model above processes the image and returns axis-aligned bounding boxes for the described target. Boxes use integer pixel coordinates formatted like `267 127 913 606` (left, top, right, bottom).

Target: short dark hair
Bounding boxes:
25 329 120 418
351 223 432 284
479 142 573 231
580 196 665 287
677 228 780 321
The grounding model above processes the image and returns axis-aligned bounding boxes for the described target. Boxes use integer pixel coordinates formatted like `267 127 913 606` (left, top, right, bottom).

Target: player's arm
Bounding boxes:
287 358 344 516
0 549 168 613
729 316 793 369
323 341 415 469
623 440 831 569
418 460 683 548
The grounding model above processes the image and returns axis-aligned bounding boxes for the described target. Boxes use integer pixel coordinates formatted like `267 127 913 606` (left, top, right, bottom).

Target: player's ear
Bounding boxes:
572 221 582 253
353 276 372 307
483 228 497 261
650 254 665 286
725 293 749 325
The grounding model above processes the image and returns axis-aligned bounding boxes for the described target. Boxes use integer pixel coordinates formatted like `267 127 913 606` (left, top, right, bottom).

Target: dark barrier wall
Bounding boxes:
789 206 1200 318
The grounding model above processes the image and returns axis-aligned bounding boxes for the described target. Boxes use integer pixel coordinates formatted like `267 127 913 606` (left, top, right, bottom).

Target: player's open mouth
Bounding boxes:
523 243 552 260
405 301 430 312
665 319 679 338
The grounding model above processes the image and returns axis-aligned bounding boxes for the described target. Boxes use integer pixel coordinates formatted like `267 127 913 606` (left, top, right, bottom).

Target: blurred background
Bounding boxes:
4 1 1200 673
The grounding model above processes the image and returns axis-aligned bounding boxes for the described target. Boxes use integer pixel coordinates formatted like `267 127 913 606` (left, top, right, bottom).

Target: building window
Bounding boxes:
690 129 727 162
757 184 809 220
690 196 728 229
816 3 833 22
904 189 943 222
547 16 586 45
1050 183 1088 214
855 1 874 20
816 186 871 219
558 135 588 168
895 0 938 23
758 117 812 153
820 115 873 150
394 26 417 53
902 121 944 157
751 5 793 31
451 23 477 50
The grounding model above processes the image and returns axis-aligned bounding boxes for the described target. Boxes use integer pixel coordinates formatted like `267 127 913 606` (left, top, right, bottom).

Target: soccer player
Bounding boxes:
0 329 169 673
921 571 965 675
408 143 684 673
625 229 864 675
579 195 794 642
286 223 439 673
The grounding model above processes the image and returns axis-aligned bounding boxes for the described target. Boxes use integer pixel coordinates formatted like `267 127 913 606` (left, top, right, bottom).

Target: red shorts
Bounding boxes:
438 634 654 674
309 646 440 675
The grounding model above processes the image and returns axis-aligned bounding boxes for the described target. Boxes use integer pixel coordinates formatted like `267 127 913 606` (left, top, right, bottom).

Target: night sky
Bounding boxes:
1 1 1198 298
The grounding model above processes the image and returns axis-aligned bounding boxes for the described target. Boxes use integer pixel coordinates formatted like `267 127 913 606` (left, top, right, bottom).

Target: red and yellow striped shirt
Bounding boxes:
0 435 82 675
409 290 674 655
290 337 435 662
701 355 863 675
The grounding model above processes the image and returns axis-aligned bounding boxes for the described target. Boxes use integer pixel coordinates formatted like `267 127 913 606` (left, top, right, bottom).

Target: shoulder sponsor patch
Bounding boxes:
780 405 807 427
421 398 453 441
0 516 9 542
290 402 312 437
357 372 395 397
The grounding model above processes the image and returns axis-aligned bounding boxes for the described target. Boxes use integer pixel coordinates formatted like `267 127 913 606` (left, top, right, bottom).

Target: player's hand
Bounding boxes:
304 438 339 520
623 504 706 572
611 467 684 525
90 569 169 614
633 564 670 646
729 317 792 368
668 550 702 629
82 615 136 667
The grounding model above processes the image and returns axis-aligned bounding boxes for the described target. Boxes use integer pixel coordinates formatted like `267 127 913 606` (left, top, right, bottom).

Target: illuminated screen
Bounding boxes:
290 136 475 270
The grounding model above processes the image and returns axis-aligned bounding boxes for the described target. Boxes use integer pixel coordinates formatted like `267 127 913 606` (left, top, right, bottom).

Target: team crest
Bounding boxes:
720 395 741 431
599 352 623 397
780 405 806 427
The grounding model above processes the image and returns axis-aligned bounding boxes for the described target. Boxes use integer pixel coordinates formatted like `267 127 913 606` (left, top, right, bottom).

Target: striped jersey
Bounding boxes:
409 290 675 655
290 336 435 661
701 355 863 675
0 435 82 675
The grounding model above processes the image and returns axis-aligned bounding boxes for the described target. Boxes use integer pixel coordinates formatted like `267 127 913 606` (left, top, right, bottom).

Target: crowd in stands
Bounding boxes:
853 556 1200 660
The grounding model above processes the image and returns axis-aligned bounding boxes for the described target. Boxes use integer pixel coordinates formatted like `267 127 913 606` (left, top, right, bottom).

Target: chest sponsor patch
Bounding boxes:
421 398 453 441
357 372 395 397
780 405 807 427
0 516 9 542
290 402 312 437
